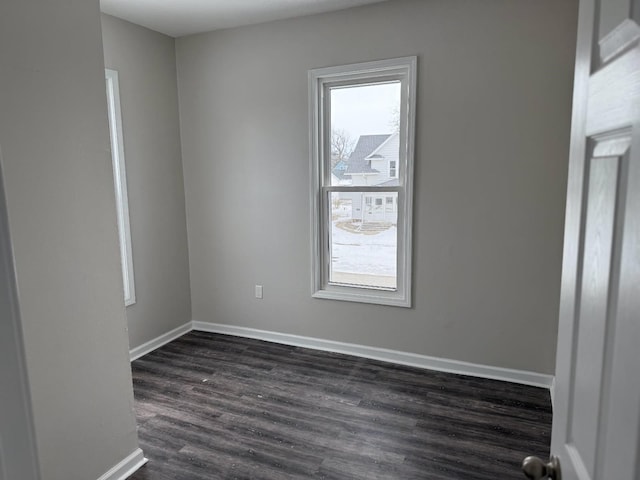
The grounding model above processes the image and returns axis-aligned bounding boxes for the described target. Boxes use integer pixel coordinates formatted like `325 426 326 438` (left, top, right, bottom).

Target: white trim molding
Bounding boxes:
105 69 136 307
192 321 554 389
130 320 553 389
129 322 192 361
96 448 147 480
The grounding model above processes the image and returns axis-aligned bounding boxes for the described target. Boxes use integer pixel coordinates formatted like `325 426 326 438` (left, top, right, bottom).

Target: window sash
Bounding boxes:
323 185 401 193
322 77 406 188
320 190 403 294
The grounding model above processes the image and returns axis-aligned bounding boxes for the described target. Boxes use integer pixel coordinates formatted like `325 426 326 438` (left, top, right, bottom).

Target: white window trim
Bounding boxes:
309 56 417 308
105 69 136 307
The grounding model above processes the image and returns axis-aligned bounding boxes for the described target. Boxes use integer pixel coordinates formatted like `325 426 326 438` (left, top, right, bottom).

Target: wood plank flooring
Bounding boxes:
128 331 551 480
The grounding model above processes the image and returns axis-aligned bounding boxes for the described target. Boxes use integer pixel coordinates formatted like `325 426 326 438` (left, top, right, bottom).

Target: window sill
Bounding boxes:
312 288 411 308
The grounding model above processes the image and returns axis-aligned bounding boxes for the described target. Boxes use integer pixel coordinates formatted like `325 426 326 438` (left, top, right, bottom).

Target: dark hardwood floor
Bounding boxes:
128 331 551 480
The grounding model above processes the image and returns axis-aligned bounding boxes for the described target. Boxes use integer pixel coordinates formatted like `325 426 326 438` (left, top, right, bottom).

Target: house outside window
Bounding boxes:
309 57 417 307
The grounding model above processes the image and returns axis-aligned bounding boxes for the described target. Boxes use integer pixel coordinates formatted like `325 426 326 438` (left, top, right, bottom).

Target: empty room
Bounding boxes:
1 0 638 480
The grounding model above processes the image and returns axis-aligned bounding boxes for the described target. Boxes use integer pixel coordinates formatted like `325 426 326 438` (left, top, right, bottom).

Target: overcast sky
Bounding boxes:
330 82 400 144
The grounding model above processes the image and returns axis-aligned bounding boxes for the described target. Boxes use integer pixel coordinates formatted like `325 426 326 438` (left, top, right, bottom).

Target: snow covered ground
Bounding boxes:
330 201 397 279
330 223 397 276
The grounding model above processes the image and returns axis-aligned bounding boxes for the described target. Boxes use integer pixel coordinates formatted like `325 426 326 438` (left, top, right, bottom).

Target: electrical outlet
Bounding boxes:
255 285 263 299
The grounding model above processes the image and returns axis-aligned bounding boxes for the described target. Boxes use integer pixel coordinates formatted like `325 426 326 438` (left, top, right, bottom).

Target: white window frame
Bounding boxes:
389 159 397 178
309 57 417 307
105 69 136 306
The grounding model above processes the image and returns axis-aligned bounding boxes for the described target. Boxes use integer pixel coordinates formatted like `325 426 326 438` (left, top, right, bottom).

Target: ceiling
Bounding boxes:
100 0 388 38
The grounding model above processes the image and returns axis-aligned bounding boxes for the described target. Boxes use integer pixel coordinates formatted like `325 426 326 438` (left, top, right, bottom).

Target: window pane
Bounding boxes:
329 192 397 290
329 82 401 187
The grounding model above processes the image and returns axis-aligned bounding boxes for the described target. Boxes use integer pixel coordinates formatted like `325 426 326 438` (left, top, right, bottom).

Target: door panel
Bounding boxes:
545 0 640 479
569 155 619 478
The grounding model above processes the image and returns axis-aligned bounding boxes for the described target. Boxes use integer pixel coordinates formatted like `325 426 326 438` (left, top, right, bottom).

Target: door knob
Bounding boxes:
522 455 561 480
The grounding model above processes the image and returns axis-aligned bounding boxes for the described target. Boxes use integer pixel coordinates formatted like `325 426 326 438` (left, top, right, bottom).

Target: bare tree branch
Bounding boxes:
331 129 355 167
389 106 400 133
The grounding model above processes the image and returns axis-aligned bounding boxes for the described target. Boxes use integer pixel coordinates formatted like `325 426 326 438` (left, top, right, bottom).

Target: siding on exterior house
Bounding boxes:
347 133 400 221
368 132 400 186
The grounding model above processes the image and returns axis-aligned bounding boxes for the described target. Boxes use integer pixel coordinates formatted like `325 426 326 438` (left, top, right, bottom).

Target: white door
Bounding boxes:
522 0 640 479
0 152 40 480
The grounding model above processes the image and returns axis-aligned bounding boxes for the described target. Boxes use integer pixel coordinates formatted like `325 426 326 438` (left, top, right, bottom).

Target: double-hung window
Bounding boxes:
309 57 417 307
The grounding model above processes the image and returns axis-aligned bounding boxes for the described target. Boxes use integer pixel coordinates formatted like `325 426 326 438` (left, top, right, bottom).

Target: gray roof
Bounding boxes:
377 178 399 187
345 134 390 175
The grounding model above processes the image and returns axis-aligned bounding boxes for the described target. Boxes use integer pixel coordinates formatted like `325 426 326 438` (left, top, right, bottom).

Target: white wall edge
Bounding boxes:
192 321 554 389
129 322 192 362
550 376 556 411
96 448 147 480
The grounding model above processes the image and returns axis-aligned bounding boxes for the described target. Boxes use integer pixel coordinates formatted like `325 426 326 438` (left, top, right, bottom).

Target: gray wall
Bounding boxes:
102 14 192 350
0 1 140 479
0 159 39 480
177 0 577 374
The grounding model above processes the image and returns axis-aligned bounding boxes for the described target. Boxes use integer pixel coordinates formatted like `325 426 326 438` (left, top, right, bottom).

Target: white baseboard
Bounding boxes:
128 319 553 389
192 321 553 389
129 322 192 361
96 448 147 480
